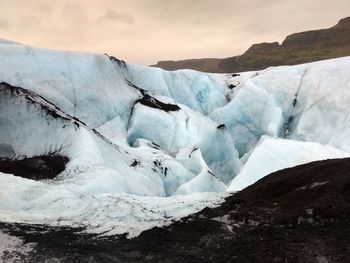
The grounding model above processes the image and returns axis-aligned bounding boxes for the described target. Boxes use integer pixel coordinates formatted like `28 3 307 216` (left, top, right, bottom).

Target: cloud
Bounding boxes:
61 4 89 27
17 15 42 36
35 4 52 14
0 18 10 29
98 10 135 25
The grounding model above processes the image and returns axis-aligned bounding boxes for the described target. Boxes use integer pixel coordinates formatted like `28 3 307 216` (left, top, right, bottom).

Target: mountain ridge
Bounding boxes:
152 16 350 73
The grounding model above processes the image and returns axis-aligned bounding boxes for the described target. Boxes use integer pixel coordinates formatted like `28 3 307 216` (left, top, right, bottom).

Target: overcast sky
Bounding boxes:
0 0 349 65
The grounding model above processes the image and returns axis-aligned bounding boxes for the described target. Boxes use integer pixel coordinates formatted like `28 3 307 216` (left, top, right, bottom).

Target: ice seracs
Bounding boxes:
127 93 241 184
175 148 226 195
126 64 229 115
288 58 350 152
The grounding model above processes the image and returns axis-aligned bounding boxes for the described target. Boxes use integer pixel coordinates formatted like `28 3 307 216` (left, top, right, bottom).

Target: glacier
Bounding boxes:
0 39 350 236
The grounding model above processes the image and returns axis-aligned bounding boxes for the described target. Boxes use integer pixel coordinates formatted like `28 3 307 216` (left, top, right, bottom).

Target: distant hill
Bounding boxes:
151 58 222 72
152 16 350 73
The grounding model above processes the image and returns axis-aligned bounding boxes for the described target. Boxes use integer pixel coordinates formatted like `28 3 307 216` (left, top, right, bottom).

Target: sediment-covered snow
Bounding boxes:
0 171 227 238
0 231 32 261
0 41 350 238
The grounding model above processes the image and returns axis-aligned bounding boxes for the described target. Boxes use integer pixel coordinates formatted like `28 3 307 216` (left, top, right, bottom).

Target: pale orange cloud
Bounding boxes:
0 0 349 65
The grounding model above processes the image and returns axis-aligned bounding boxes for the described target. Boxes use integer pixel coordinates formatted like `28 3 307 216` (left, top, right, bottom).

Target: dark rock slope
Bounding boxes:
153 16 350 73
2 158 350 262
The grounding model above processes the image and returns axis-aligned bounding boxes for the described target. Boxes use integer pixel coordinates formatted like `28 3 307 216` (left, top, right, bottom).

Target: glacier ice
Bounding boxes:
127 94 241 184
1 41 350 236
174 148 226 195
228 136 350 192
126 64 229 115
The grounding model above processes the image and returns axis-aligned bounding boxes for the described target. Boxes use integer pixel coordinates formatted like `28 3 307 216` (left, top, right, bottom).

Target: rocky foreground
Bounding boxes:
2 157 350 262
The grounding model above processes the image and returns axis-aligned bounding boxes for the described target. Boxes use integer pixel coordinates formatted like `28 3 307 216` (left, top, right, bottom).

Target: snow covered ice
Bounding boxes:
1 40 350 237
228 136 350 192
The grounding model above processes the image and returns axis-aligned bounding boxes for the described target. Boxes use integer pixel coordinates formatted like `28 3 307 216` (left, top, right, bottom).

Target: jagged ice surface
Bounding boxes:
0 41 350 236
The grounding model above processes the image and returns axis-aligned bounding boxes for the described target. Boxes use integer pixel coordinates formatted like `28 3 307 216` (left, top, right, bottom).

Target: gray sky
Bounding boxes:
0 0 349 65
